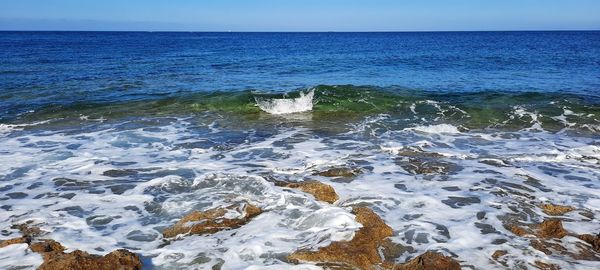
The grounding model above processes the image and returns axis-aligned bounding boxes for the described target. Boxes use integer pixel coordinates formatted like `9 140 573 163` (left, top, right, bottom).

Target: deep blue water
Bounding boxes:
1 31 600 120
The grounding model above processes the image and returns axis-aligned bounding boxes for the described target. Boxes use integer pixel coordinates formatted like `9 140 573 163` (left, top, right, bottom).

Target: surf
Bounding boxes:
254 89 315 114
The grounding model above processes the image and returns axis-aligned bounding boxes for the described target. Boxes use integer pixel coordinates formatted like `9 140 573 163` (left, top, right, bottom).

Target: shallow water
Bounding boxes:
1 31 600 269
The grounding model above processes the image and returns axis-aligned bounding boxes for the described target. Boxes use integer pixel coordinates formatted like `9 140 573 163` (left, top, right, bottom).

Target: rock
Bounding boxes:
275 180 339 203
315 167 362 178
288 207 393 269
507 219 567 239
491 250 507 260
0 237 27 248
578 233 600 253
163 202 262 238
394 251 461 270
394 149 458 175
533 260 560 270
29 239 141 270
508 219 600 261
536 219 568 239
380 239 414 262
540 204 574 216
13 222 44 239
29 239 65 254
3 223 142 269
37 247 142 270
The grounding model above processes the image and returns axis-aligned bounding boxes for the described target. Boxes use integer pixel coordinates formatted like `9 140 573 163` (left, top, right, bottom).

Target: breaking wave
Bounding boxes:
255 89 314 114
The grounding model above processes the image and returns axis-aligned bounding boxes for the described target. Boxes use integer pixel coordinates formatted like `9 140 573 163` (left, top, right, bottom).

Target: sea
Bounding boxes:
1 31 599 269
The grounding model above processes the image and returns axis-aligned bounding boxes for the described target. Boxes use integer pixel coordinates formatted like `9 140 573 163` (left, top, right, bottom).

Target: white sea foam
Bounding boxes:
255 89 314 114
409 124 461 134
0 115 599 269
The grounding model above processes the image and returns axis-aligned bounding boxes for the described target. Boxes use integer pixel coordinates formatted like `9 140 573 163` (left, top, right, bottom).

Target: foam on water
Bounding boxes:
1 114 599 269
255 89 314 114
409 124 462 134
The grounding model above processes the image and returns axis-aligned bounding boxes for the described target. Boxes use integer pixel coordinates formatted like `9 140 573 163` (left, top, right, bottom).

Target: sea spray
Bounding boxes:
255 89 314 114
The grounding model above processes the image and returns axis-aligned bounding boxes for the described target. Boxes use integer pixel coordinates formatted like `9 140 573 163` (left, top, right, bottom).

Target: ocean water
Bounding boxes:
1 31 600 269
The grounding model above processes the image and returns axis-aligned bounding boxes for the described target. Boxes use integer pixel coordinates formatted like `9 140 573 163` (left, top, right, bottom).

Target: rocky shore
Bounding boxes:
1 163 599 269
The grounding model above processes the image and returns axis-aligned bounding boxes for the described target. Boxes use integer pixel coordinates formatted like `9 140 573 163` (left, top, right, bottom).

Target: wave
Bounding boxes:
4 85 600 134
255 89 314 114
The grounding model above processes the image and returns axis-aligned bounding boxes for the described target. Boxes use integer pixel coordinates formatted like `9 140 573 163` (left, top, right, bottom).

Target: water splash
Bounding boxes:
255 89 314 114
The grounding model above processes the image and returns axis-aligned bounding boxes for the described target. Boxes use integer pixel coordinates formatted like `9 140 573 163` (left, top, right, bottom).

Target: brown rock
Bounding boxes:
288 207 393 269
13 222 44 239
276 180 339 203
491 250 507 260
0 237 28 248
38 248 142 270
29 239 66 254
163 202 262 238
578 234 600 253
394 251 461 270
315 167 362 178
540 204 574 216
27 239 141 270
380 239 414 262
508 225 531 237
536 219 568 239
508 219 568 239
533 260 560 270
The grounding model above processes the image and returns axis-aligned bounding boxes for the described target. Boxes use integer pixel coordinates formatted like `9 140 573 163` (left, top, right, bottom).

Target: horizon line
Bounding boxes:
1 29 599 33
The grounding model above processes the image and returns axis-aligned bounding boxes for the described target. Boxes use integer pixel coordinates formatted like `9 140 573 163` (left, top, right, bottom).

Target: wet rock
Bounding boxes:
13 222 44 239
579 211 594 220
315 167 362 178
491 250 508 267
441 196 480 209
275 180 339 203
29 239 66 254
380 239 415 262
508 219 600 261
6 192 28 199
103 169 139 177
540 204 574 216
34 241 142 270
394 148 459 175
0 237 27 248
578 233 600 253
506 219 567 239
533 260 560 270
491 250 507 260
393 251 461 270
163 202 262 238
536 219 568 239
288 207 393 269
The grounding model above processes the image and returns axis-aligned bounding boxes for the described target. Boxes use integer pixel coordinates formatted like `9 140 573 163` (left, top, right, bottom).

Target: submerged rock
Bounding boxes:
315 167 362 178
288 207 393 269
507 219 600 261
507 219 567 239
578 234 600 253
275 180 339 203
163 202 262 238
393 251 461 270
540 204 575 216
288 206 461 269
394 148 459 175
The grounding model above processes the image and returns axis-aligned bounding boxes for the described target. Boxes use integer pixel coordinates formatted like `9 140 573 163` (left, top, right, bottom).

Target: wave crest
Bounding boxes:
255 89 314 114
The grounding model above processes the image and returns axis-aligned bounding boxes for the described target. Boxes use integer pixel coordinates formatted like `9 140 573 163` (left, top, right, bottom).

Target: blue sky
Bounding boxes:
1 0 599 31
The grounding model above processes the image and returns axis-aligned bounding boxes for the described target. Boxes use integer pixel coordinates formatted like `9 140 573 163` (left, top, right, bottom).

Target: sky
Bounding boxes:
1 0 599 31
